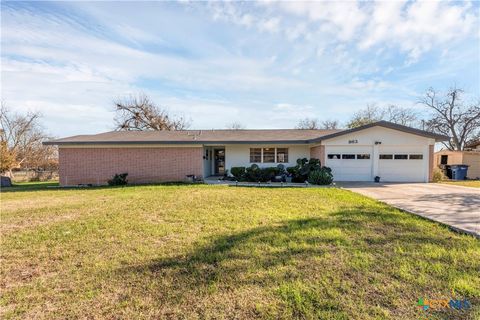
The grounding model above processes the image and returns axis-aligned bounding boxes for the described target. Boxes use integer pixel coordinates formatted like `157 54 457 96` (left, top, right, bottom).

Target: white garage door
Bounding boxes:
325 146 373 181
378 146 426 182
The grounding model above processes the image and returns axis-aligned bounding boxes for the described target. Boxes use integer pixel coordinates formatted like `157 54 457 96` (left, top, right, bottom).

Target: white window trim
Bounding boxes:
250 147 289 164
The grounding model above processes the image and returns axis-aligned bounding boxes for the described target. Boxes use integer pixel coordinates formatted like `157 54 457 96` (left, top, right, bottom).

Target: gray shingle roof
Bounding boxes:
44 129 341 145
44 121 449 145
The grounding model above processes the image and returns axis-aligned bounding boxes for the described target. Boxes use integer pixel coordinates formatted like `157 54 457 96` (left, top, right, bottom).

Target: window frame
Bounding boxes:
276 148 289 163
409 154 423 160
250 147 289 163
327 154 341 160
394 154 408 160
249 148 262 163
379 154 393 160
356 154 371 160
262 148 275 163
341 154 356 160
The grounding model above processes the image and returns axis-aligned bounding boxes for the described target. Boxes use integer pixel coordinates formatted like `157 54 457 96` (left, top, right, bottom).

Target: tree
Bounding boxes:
421 87 480 151
0 103 56 176
0 141 16 174
225 121 245 130
114 94 190 131
347 104 418 128
384 105 419 127
346 104 383 128
320 119 339 130
296 118 320 129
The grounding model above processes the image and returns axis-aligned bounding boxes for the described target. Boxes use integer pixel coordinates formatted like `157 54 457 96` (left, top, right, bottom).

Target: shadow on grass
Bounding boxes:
118 210 470 318
0 181 205 193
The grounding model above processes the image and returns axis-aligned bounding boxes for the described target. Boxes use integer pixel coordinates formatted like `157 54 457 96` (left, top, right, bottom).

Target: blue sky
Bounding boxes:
1 1 479 137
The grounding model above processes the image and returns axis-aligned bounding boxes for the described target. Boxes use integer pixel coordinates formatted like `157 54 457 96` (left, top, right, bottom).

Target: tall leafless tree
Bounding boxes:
347 104 418 128
114 94 190 131
0 103 56 176
320 119 339 130
346 104 383 128
384 105 419 127
421 87 480 150
295 118 320 129
225 121 245 130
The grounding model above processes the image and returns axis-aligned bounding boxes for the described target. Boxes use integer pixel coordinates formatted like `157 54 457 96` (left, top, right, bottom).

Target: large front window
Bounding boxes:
249 147 289 163
249 148 262 162
276 148 288 163
262 148 275 163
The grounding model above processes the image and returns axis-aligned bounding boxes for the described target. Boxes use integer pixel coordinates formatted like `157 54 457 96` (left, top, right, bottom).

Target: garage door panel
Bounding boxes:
325 146 373 181
378 146 426 182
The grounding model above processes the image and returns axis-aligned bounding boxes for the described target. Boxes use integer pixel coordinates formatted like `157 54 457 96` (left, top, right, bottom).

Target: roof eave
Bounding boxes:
43 140 313 146
308 121 450 143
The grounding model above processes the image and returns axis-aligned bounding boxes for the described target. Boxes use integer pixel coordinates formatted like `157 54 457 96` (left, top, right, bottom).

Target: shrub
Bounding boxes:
289 158 322 182
243 165 282 182
230 167 246 180
432 167 447 182
245 164 262 182
108 173 128 186
308 168 333 185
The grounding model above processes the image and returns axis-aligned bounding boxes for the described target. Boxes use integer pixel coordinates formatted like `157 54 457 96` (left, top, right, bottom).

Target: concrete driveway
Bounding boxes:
339 182 480 237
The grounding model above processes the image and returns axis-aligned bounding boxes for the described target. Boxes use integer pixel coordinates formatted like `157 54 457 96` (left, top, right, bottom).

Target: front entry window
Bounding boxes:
214 149 225 175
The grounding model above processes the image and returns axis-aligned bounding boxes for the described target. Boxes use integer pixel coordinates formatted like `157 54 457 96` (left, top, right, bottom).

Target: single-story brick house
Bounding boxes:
44 121 448 186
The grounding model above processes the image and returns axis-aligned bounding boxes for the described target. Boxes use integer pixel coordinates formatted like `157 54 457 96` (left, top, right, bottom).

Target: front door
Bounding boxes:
214 149 225 175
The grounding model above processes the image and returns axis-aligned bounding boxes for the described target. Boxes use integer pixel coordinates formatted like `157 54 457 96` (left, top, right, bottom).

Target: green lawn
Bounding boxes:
440 180 480 188
1 184 479 319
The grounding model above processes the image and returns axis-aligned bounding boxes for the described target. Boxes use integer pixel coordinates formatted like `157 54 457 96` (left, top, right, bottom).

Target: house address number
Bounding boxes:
348 139 358 144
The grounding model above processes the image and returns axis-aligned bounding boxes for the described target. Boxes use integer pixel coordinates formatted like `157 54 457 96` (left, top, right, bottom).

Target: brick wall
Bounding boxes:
309 145 325 166
59 147 203 186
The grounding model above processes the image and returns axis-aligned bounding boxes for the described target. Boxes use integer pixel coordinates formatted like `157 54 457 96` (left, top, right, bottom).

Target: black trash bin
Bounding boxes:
445 165 452 179
450 165 469 180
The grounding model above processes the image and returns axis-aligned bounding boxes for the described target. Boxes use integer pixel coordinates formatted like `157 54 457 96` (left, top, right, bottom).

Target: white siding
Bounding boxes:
224 144 310 172
323 126 434 182
325 146 373 181
378 145 428 182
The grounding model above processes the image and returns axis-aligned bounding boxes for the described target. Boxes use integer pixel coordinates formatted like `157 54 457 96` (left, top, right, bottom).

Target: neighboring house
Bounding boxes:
44 121 448 186
434 140 480 179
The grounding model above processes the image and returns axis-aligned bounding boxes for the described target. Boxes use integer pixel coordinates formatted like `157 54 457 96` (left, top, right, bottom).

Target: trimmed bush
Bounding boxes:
230 167 246 180
108 173 128 186
308 168 333 185
432 167 447 182
243 165 283 182
289 158 322 182
245 164 262 182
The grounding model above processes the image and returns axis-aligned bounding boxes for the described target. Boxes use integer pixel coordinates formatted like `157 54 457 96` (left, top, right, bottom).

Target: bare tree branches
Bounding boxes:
347 104 419 128
320 119 339 130
0 103 56 175
296 118 340 130
114 94 190 131
295 118 320 129
346 104 384 128
225 121 245 130
421 87 480 150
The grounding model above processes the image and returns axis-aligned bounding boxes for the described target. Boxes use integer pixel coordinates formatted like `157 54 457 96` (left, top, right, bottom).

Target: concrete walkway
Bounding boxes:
339 182 480 237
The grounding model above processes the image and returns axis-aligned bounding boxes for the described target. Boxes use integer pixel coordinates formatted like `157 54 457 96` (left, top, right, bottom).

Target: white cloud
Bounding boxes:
258 17 281 33
1 1 478 137
359 1 477 61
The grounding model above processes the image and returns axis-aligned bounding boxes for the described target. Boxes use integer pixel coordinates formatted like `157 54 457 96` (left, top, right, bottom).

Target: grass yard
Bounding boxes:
440 180 480 188
1 184 479 319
